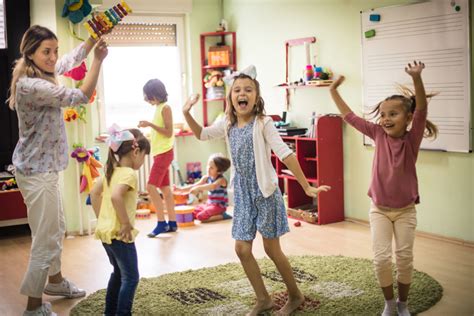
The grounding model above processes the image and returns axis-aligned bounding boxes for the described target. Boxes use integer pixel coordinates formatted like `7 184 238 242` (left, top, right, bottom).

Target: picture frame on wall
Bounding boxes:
0 0 6 49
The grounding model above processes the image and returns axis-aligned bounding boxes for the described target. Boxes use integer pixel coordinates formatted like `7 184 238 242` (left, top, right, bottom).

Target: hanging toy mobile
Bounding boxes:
83 1 132 40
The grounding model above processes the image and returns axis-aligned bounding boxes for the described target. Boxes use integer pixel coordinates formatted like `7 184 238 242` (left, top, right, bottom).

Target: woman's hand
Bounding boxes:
138 120 151 128
183 94 200 114
329 76 345 91
94 38 108 62
405 60 425 77
304 185 331 198
118 222 133 242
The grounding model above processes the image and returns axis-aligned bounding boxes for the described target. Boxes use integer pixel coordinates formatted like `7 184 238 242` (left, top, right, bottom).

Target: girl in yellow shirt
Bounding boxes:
90 127 150 315
138 79 177 237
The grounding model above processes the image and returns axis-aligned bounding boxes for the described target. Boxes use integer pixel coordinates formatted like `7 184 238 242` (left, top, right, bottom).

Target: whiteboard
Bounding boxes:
361 0 471 152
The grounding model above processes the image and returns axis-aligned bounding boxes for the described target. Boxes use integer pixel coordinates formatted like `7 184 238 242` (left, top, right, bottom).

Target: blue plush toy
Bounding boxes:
62 0 92 24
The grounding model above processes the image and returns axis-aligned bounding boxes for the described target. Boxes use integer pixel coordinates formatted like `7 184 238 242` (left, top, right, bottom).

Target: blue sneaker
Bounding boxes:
167 221 178 232
147 221 169 237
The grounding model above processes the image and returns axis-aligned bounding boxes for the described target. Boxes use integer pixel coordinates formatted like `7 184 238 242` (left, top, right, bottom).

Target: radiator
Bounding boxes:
137 155 174 192
137 154 153 192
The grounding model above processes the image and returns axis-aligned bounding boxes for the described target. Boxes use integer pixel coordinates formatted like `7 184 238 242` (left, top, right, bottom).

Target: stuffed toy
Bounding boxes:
203 70 224 88
62 0 93 24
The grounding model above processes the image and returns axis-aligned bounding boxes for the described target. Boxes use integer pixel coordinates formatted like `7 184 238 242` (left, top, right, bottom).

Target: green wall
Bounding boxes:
30 0 473 241
223 0 474 242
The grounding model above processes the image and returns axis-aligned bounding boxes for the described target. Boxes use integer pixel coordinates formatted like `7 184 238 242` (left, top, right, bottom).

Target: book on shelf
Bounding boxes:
277 127 307 136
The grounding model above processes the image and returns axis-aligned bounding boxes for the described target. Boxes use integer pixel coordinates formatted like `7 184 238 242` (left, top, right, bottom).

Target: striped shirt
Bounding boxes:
207 175 228 208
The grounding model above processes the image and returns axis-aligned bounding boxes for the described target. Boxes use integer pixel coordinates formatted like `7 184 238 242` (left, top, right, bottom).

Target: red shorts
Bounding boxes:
148 149 174 187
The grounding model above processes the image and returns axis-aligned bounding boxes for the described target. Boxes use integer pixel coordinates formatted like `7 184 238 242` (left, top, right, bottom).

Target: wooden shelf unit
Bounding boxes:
199 31 236 126
272 115 344 225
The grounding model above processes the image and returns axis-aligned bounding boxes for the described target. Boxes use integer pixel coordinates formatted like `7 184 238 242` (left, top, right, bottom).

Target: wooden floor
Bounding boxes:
1 216 473 316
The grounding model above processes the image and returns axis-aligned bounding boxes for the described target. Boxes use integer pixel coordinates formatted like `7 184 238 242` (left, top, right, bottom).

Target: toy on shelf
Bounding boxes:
0 178 17 191
83 1 132 40
186 162 202 184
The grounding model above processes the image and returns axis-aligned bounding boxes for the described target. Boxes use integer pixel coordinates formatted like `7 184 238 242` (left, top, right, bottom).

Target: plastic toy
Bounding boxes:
173 192 189 206
136 208 151 219
83 1 132 40
0 178 17 191
62 0 93 24
175 205 195 227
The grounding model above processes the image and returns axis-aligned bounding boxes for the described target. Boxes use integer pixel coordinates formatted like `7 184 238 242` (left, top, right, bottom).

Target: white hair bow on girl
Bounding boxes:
223 65 257 85
107 124 135 152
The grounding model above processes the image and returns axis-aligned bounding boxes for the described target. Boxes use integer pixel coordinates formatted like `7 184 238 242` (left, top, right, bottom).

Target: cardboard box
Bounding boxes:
208 46 230 66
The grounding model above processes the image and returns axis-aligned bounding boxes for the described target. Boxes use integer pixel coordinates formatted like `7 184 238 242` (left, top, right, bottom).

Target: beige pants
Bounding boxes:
16 171 65 298
369 202 417 287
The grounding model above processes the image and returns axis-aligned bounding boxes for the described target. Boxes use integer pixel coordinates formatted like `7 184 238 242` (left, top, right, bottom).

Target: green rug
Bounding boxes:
71 256 442 315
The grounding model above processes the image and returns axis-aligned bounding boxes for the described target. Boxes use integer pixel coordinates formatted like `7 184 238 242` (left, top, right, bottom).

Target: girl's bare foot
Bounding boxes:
275 292 305 315
246 298 274 316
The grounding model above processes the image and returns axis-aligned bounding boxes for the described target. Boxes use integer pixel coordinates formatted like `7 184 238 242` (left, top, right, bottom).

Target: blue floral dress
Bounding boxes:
229 119 289 241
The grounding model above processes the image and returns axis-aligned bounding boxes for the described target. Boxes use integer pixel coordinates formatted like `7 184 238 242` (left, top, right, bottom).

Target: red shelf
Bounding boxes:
275 115 344 225
203 97 226 102
175 131 193 137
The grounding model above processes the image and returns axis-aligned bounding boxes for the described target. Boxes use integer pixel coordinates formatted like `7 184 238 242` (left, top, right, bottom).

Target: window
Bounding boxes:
98 16 186 131
0 0 6 49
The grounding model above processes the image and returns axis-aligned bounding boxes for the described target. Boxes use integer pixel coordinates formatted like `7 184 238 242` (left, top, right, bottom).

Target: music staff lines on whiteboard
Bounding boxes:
366 12 459 28
367 48 463 60
365 13 462 41
374 21 461 36
372 15 460 32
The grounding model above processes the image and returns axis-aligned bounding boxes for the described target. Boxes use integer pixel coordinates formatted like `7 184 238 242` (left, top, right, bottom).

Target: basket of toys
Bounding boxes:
287 204 318 224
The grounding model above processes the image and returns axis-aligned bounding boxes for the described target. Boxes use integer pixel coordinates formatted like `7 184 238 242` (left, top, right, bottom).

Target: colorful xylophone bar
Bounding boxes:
83 1 132 39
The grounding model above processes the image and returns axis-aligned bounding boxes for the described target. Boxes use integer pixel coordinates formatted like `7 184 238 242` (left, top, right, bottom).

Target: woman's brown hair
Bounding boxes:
8 25 58 110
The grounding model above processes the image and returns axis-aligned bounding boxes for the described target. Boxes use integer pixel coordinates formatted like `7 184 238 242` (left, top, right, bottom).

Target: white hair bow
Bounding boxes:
107 124 135 153
223 65 257 85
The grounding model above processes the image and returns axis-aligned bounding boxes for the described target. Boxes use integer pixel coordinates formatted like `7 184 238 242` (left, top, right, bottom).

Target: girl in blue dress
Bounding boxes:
183 66 330 316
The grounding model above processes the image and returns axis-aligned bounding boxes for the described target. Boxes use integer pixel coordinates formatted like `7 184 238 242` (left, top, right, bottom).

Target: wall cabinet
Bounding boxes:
272 115 344 224
0 189 28 227
199 31 236 126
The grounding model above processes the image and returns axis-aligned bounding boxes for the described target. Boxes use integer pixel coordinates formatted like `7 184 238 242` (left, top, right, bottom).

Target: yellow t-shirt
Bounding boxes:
151 102 174 157
95 167 139 244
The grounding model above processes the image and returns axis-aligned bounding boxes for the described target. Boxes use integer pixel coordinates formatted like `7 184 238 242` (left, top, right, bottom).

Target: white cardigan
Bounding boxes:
200 116 293 198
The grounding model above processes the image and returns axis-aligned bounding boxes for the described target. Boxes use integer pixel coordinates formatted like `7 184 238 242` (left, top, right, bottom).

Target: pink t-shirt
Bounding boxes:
344 109 427 208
